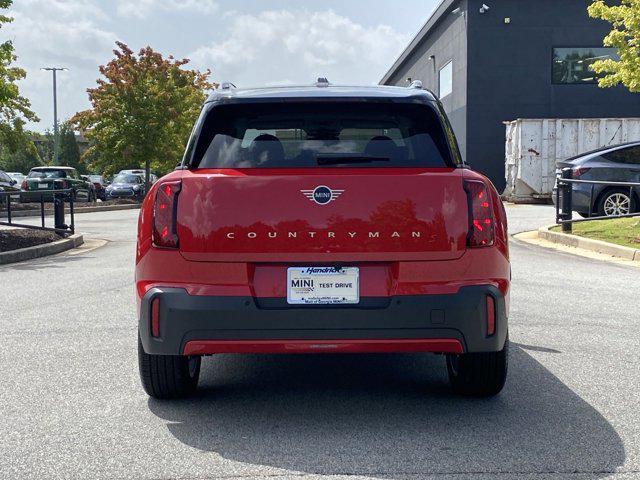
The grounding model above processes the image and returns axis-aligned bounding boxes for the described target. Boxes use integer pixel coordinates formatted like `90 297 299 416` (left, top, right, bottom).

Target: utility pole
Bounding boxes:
41 67 68 166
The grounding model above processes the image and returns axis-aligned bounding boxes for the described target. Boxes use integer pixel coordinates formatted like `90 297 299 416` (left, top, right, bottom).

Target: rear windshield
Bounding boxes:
192 102 454 168
28 170 67 179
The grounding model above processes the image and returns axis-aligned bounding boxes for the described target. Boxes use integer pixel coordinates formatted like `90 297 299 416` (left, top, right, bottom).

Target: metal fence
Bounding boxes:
0 181 75 235
555 167 640 233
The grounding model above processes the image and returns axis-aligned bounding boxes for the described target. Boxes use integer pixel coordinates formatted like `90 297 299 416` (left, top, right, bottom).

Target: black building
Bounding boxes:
380 0 640 191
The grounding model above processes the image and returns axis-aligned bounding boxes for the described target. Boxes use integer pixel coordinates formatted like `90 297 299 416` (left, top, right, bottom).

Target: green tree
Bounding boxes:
588 0 640 92
0 140 42 173
72 42 214 178
57 122 85 173
32 131 53 165
0 0 39 151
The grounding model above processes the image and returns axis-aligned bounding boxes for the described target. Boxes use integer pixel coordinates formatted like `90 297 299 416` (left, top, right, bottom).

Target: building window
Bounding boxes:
552 47 618 84
439 61 453 98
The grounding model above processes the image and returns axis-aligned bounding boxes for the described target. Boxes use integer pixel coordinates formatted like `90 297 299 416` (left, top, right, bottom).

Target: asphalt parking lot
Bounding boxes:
1 204 638 479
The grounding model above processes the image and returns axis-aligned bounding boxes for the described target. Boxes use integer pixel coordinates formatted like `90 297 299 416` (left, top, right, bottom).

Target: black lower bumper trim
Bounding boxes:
138 285 508 355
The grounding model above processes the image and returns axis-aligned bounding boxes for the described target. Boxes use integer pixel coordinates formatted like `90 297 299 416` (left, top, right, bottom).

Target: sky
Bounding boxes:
4 0 440 133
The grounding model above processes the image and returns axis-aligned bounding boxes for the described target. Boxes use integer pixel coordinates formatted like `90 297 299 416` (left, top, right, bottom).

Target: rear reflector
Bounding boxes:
465 180 495 247
153 181 181 248
486 295 496 336
183 339 465 355
150 298 160 338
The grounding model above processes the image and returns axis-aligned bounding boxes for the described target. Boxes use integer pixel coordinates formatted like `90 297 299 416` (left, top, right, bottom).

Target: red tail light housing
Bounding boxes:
21 179 27 189
153 181 181 248
465 180 495 247
571 166 591 177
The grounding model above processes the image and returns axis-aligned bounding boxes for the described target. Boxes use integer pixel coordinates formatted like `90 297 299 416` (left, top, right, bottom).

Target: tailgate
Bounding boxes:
26 178 53 190
177 168 469 262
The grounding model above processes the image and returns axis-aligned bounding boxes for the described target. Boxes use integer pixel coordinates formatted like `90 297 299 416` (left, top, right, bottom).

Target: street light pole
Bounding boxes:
41 67 68 166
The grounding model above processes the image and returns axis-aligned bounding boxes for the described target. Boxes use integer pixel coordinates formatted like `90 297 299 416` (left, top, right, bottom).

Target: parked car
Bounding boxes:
22 166 96 202
105 173 145 200
0 169 21 205
7 172 25 188
119 169 158 184
83 174 107 201
136 83 510 399
554 141 640 217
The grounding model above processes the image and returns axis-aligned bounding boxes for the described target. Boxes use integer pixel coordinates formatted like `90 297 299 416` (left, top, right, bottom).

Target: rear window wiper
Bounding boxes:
316 154 390 166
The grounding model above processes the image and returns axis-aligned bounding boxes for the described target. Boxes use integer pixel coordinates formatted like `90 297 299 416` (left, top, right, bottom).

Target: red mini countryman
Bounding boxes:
136 81 510 399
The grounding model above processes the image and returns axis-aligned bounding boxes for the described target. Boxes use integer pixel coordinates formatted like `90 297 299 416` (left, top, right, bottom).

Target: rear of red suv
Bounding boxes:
136 85 510 399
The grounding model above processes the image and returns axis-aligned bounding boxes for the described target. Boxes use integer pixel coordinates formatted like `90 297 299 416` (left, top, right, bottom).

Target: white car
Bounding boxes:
7 172 25 189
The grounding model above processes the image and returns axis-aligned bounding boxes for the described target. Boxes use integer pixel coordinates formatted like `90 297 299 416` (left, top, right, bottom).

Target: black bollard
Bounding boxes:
53 179 66 231
560 168 573 233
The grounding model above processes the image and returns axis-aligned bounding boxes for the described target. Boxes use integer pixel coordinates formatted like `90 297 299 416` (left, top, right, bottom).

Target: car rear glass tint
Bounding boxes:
27 170 67 179
603 146 640 165
193 102 453 168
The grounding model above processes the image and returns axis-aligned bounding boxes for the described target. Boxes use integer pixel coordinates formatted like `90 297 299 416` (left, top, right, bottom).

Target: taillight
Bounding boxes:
152 181 181 248
465 180 495 247
572 166 591 177
21 179 26 189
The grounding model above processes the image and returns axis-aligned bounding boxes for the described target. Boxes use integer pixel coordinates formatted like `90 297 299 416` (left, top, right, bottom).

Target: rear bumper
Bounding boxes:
20 191 55 202
138 285 508 356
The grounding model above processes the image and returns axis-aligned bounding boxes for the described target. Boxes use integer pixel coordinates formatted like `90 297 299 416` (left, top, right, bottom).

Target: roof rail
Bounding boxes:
219 81 237 90
315 77 330 87
409 80 423 90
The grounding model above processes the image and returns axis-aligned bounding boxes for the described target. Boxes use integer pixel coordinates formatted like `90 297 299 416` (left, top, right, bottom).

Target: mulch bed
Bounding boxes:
0 229 63 253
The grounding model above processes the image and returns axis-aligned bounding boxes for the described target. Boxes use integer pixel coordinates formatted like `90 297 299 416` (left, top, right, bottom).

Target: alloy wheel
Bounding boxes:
603 193 631 216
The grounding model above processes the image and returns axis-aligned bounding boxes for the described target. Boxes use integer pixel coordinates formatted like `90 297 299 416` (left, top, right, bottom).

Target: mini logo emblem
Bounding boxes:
301 186 344 205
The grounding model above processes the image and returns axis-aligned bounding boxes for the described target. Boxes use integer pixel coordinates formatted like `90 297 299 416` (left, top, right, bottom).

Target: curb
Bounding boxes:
2 203 140 219
0 233 84 265
538 225 640 262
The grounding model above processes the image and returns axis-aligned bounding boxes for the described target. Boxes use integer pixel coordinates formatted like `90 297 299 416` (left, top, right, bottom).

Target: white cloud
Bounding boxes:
15 0 108 21
117 0 218 18
189 9 409 87
4 0 117 131
3 3 410 133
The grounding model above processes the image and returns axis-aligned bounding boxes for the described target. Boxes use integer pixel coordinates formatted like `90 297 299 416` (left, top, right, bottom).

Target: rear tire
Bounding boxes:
597 188 634 217
446 336 508 397
138 337 201 399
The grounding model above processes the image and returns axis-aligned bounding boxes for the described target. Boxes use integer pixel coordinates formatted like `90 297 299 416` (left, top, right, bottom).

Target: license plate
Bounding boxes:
38 183 48 189
287 266 359 305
